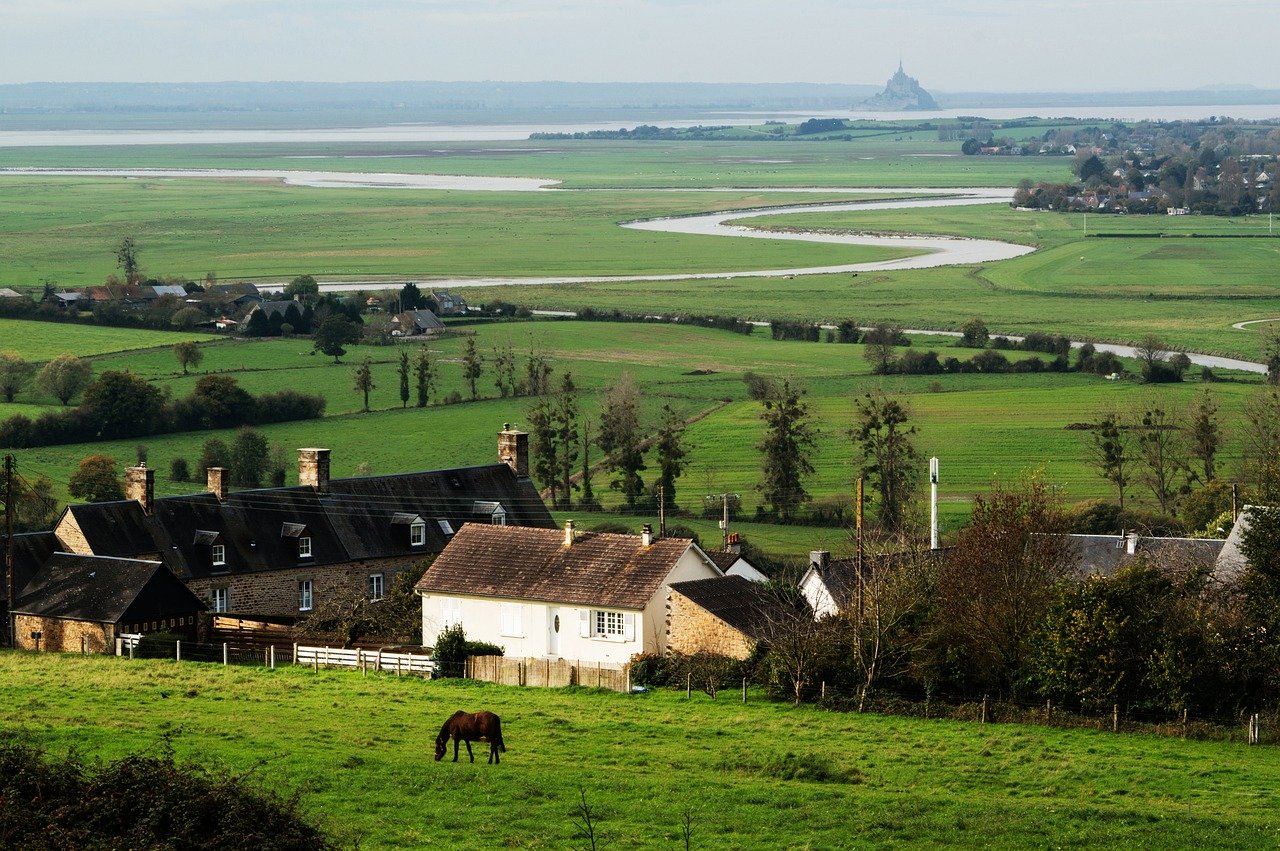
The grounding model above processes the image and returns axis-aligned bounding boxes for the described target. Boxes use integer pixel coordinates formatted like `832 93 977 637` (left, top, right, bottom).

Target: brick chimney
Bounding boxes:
124 464 154 514
498 423 529 479
563 519 576 549
207 466 229 501
298 448 331 491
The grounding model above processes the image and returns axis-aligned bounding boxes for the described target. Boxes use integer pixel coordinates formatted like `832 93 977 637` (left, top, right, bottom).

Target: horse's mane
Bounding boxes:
437 710 466 742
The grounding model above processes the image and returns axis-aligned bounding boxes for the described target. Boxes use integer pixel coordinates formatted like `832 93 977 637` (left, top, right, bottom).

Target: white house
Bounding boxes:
416 521 722 665
704 548 768 583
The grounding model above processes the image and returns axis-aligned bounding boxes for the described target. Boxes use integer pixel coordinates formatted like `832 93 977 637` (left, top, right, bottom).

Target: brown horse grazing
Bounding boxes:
435 710 506 764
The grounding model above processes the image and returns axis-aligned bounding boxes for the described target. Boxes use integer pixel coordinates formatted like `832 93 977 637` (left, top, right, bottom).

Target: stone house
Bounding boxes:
11 552 205 653
416 522 722 665
667 575 786 660
47 426 554 621
389 309 445 337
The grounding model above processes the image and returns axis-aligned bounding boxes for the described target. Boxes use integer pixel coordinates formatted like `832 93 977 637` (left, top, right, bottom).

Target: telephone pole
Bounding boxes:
4 454 15 649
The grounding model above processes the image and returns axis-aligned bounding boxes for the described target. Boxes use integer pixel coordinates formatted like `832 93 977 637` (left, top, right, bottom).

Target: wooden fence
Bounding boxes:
466 655 630 692
295 645 436 676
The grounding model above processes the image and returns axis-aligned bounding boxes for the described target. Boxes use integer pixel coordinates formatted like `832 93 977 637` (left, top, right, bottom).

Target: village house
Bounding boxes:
389 308 445 337
701 534 767 582
416 521 722 665
666 575 787 660
427 289 467 316
42 425 553 622
1069 532 1226 579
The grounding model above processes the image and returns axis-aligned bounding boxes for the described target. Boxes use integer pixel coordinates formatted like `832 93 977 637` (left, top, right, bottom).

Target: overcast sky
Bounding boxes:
2 0 1277 91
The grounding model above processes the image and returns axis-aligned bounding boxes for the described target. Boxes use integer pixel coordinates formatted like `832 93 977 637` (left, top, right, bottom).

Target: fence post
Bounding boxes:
80 635 86 656
270 645 275 670
361 651 367 676
115 637 122 656
1182 708 1188 740
313 651 319 673
1112 704 1119 733
376 650 382 673
222 643 228 665
1045 700 1051 723
821 681 826 703
292 642 298 666
742 677 747 704
686 673 691 699
129 640 134 660
981 696 988 725
175 640 181 662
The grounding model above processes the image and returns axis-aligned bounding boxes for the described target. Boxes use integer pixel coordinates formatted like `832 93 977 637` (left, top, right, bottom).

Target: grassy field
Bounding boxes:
4 319 1267 553
0 317 215 360
0 652 1276 849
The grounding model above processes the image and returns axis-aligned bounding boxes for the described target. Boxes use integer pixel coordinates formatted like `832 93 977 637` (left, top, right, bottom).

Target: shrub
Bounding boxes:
432 624 468 677
629 652 674 687
465 641 505 657
170 457 190 482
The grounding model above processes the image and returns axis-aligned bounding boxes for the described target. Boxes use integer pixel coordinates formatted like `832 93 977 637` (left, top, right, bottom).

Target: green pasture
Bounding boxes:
4 320 1267 552
0 317 214 361
0 653 1276 849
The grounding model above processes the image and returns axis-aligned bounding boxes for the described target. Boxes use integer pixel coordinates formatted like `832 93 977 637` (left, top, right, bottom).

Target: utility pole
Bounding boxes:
721 492 729 551
4 454 15 649
658 484 666 539
929 457 940 551
855 477 864 638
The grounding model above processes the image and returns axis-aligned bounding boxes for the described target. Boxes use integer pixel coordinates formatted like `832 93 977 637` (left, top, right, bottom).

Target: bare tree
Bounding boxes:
1240 387 1280 504
761 602 837 705
1089 410 1133 509
1187 389 1223 482
1135 401 1191 515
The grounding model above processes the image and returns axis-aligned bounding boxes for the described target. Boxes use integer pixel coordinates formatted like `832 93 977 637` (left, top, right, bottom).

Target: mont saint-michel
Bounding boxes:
859 62 939 111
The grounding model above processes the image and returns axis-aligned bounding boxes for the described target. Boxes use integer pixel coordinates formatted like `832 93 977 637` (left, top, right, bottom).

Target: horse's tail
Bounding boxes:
496 718 507 752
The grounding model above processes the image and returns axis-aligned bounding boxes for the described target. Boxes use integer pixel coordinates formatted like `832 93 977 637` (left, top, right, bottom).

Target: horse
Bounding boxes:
435 710 506 764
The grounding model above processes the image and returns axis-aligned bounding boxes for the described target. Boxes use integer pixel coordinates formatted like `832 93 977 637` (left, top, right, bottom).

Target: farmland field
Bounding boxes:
0 317 215 360
0 652 1275 849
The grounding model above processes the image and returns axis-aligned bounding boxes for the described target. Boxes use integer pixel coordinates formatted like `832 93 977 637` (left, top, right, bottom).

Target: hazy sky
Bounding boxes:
2 0 1278 91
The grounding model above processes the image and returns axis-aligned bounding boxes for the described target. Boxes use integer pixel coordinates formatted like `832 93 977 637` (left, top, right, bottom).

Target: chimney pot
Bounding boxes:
563 519 576 548
498 425 529 479
207 466 229 501
1126 532 1139 555
298 448 331 491
123 465 155 515
810 550 830 570
641 524 653 546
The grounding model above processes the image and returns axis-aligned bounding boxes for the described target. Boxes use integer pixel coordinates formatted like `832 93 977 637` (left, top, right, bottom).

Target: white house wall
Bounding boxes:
799 568 837 619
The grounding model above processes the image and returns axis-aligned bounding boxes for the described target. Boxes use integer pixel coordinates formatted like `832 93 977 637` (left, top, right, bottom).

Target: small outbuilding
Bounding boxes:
11 553 206 653
667 575 787 660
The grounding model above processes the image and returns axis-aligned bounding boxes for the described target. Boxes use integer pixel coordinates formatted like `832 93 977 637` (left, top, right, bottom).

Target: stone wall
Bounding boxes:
14 614 115 653
187 556 424 618
666 590 755 661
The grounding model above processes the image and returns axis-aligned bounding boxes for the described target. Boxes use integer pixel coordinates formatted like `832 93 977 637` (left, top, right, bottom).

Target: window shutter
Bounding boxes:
623 612 635 641
578 609 590 637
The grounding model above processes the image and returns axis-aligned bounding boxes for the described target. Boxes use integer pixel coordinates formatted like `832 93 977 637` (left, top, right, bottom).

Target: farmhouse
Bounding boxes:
667 575 787 660
389 308 445 337
702 536 767 582
427 289 467 316
416 521 722 665
43 426 554 621
1069 532 1226 579
11 552 205 653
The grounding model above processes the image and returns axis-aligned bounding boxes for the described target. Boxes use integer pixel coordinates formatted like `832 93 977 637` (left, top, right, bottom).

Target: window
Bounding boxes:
436 519 454 536
212 588 229 613
298 536 312 558
500 603 524 637
410 520 427 547
369 573 385 601
211 544 226 567
491 508 507 526
441 598 462 629
595 610 625 638
298 579 313 612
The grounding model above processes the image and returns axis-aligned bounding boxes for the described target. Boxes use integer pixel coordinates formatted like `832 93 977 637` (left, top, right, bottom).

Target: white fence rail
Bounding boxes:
295 645 436 676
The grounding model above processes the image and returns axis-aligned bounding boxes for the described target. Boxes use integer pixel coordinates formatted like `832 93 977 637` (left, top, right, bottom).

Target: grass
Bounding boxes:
0 652 1276 849
0 317 215 361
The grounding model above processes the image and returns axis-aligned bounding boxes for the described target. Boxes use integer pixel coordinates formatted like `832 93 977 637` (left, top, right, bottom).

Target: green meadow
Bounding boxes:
0 653 1275 849
0 317 215 360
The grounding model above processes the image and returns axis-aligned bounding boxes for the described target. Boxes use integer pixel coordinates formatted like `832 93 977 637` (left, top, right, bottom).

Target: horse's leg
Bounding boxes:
452 736 460 762
491 741 499 764
465 740 474 763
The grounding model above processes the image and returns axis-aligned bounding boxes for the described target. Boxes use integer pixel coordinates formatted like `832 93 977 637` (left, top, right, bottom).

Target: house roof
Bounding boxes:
151 285 189 297
1069 534 1226 578
2 532 57 603
65 500 157 559
0 288 23 299
806 549 948 611
703 550 742 573
392 309 445 332
253 300 302 319
12 552 205 623
417 525 696 609
669 575 787 642
1214 506 1272 584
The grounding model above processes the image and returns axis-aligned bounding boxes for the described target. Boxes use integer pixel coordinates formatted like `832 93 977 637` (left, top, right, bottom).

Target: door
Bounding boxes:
547 607 561 657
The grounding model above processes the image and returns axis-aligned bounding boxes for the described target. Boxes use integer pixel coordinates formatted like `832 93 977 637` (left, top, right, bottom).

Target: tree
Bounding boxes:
1240 388 1280 504
757 379 818 521
526 396 560 507
283 274 319 302
461 338 482 400
960 138 980 156
1135 402 1190 516
172 341 203 376
580 416 598 510
933 475 1074 694
353 357 375 412
959 317 989 348
296 562 428 647
185 375 255 428
114 236 140 284
1240 506 1280 630
598 373 646 509
655 404 688 512
399 282 423 311
762 600 839 705
0 468 57 532
1090 411 1132 509
1135 334 1170 383
195 438 231 480
229 427 269 488
492 343 517 398
554 372 580 509
1187 389 1222 483
1264 326 1280 387
170 457 190 482
312 315 360 363
851 393 919 535
523 350 553 396
0 352 34 403
414 347 436 407
80 371 165 439
68 454 124 503
861 324 900 375
397 350 410 408
1076 153 1106 183
36 354 91 406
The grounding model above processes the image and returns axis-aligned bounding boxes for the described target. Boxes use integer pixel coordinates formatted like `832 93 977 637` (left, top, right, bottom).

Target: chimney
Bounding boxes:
124 464 154 514
641 524 653 547
298 448 331 491
1126 532 1139 555
563 519 576 548
725 532 741 555
206 466 228 501
498 423 529 479
810 550 830 571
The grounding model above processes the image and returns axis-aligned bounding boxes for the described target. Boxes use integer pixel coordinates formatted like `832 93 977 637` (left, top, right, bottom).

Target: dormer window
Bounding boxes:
212 544 226 566
410 520 426 547
298 536 312 558
282 522 311 559
437 519 455 536
473 500 507 526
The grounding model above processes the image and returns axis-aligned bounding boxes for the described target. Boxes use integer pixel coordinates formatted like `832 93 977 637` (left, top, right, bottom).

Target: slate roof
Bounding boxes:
1214 506 1272 584
13 553 205 623
391 309 445 334
2 532 57 603
703 550 742 573
417 525 697 609
808 549 949 611
669 575 787 642
58 463 554 579
1069 534 1226 579
253 300 301 319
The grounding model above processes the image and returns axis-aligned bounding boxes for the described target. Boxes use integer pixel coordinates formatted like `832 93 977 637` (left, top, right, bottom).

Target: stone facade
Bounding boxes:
666 589 756 660
53 511 90 555
190 555 425 618
14 614 117 654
